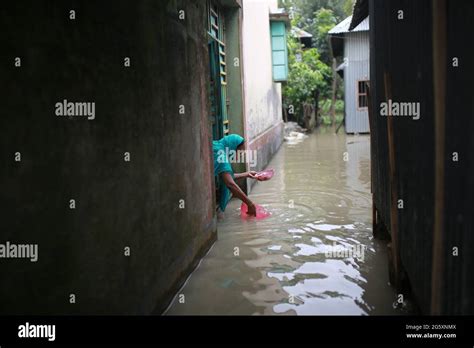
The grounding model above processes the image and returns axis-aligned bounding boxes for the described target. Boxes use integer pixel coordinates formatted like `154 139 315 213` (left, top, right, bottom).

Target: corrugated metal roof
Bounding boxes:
353 16 369 31
349 0 369 30
291 27 313 38
328 16 352 34
328 15 369 35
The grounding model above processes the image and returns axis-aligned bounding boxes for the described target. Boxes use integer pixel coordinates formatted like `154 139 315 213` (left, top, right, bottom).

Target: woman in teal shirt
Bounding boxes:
213 134 258 216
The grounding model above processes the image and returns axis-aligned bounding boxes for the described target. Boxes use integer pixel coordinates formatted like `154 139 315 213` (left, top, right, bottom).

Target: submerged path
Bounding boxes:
166 130 406 315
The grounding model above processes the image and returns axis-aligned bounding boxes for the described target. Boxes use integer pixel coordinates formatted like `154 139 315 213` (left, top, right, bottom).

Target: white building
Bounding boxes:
241 0 289 176
329 15 370 134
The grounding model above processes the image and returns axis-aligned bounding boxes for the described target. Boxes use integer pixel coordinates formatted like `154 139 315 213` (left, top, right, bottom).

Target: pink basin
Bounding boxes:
254 168 274 181
240 203 271 219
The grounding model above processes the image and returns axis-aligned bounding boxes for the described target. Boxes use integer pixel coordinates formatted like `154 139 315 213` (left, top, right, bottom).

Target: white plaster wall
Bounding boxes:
242 0 283 141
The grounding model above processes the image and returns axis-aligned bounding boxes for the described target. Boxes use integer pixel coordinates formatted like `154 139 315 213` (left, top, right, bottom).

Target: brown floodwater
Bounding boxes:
166 129 409 315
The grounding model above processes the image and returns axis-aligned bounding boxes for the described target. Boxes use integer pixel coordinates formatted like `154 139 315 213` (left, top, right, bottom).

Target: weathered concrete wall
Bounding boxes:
0 0 216 314
242 0 284 175
224 6 248 180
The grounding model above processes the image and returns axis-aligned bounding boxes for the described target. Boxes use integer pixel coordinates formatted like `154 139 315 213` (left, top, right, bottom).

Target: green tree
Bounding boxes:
310 8 337 65
280 0 351 129
280 0 353 34
283 34 331 122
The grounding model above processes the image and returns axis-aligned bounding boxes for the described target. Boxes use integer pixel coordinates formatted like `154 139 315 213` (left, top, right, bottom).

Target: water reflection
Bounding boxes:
166 130 406 315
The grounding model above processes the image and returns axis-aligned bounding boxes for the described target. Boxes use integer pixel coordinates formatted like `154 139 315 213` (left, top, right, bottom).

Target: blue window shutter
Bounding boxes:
270 21 288 82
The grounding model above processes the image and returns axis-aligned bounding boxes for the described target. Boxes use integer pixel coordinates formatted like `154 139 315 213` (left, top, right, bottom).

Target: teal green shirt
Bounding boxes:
212 134 244 211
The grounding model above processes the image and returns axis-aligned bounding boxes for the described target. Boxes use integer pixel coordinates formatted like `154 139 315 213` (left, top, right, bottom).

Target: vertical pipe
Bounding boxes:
431 0 447 315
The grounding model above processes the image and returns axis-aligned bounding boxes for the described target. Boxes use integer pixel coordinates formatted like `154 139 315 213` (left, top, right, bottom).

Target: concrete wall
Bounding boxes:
241 0 284 174
0 0 216 314
224 6 247 178
344 31 370 133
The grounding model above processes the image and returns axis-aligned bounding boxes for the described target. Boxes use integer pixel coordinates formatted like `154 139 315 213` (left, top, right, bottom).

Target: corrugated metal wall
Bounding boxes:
344 31 370 133
369 0 474 314
442 0 474 315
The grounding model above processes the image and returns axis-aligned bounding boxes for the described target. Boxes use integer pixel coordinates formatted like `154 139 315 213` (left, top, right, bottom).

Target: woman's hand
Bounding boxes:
249 171 269 181
221 172 258 217
247 171 258 179
234 171 255 180
235 171 258 180
247 202 257 216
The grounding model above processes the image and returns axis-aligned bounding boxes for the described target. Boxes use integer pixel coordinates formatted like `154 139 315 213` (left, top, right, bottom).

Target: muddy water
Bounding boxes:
166 130 406 315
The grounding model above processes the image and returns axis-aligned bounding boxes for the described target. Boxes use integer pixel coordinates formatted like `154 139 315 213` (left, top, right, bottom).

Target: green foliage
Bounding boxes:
320 98 344 125
280 0 354 34
342 0 354 16
310 8 337 64
320 98 344 115
283 34 331 120
319 98 331 115
280 0 353 63
335 99 344 114
319 99 344 126
280 0 351 124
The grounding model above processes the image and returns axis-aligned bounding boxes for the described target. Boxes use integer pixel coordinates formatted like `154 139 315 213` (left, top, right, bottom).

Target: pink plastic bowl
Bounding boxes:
254 168 274 181
240 203 271 219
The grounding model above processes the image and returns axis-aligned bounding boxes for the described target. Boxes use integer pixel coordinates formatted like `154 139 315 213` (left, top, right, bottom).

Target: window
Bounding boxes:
357 80 369 108
270 21 288 82
207 0 229 138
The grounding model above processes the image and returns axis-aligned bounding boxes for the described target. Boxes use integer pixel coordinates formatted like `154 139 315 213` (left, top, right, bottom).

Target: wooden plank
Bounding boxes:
366 82 374 193
366 82 377 235
431 0 447 315
383 72 401 289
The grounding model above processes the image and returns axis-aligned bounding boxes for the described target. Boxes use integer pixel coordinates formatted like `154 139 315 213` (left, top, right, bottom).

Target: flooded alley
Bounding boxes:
166 130 405 315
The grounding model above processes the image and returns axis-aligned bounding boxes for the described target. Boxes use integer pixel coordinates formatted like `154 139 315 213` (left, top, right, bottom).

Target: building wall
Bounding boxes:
344 31 370 133
242 0 284 174
370 0 436 315
224 6 247 177
369 0 474 314
443 0 474 315
0 0 216 314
